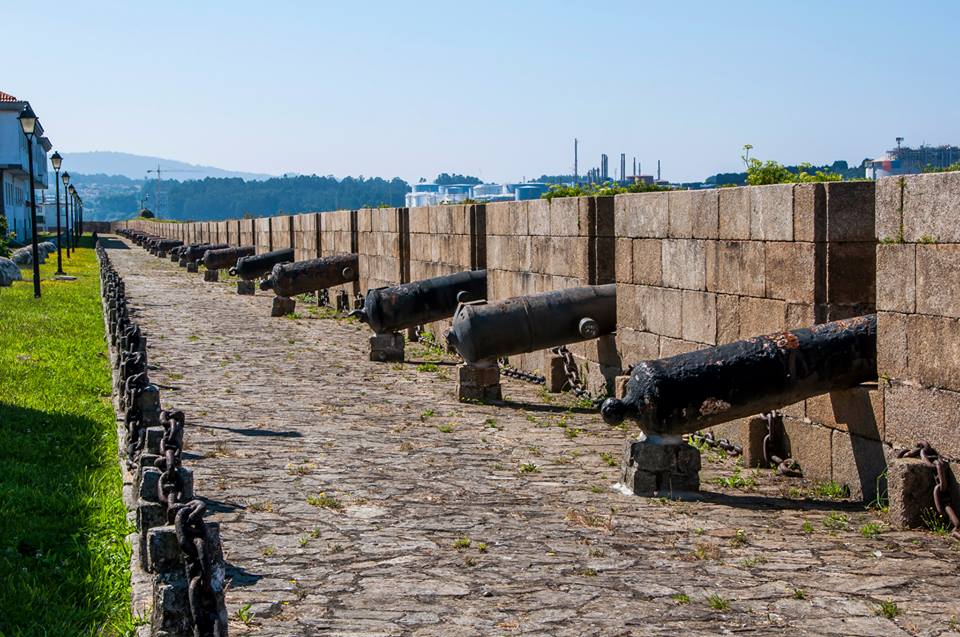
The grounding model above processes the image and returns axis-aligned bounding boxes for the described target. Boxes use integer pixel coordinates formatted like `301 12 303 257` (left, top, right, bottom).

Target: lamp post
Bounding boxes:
50 151 64 274
62 172 71 256
68 184 77 246
77 195 83 244
18 105 41 298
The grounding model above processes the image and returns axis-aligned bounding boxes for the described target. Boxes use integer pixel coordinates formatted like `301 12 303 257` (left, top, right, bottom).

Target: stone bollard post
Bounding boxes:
621 434 701 498
147 526 192 636
887 457 937 529
271 296 296 316
237 280 256 295
369 332 404 362
203 269 219 282
456 360 502 402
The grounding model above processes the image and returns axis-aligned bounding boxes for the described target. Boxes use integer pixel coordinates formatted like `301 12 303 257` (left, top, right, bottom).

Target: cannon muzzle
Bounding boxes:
604 314 878 434
446 284 616 364
229 248 295 280
259 254 359 298
354 269 487 334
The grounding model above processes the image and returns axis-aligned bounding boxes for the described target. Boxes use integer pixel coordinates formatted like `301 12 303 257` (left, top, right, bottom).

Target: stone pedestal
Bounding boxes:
157 250 167 258
271 296 296 317
237 280 256 295
137 501 167 571
370 332 404 362
545 354 567 393
186 262 199 273
407 326 420 342
456 361 502 402
203 269 219 282
888 457 936 529
336 290 350 312
170 253 180 262
621 434 701 498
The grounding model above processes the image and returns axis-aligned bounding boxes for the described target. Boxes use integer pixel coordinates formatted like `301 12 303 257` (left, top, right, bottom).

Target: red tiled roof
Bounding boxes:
0 90 18 102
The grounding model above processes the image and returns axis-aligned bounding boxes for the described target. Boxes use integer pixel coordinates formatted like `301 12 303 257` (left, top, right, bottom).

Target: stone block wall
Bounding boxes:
272 215 295 252
408 204 484 341
320 209 359 300
292 213 321 262
877 172 960 462
485 196 616 392
357 207 408 293
239 219 255 248
255 217 272 253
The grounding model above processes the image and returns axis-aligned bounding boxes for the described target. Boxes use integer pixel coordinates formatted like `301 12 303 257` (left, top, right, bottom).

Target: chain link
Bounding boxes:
762 411 802 477
898 442 960 540
498 357 546 385
173 500 227 637
685 430 743 457
551 346 608 407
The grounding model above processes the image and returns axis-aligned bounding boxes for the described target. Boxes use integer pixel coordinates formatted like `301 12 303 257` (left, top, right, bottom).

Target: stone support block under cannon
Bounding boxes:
352 269 487 363
446 284 616 402
155 239 182 258
260 254 359 316
602 315 878 497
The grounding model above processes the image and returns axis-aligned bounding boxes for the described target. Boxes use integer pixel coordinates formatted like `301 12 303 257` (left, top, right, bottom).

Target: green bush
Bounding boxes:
542 181 671 200
922 161 960 173
745 158 843 185
0 216 11 258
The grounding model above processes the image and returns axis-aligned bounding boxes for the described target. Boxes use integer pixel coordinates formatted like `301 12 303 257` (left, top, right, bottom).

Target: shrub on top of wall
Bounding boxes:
542 181 671 200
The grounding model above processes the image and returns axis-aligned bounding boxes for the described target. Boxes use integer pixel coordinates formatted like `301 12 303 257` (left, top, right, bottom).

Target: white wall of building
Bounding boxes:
0 104 50 242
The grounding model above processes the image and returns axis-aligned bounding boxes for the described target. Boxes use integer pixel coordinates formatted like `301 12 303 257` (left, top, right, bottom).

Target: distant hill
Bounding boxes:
61 151 274 181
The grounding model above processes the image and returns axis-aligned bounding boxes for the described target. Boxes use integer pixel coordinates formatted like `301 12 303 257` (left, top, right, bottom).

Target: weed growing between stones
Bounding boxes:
452 537 471 550
877 600 900 619
519 462 540 474
707 594 730 611
672 593 690 605
713 467 758 490
811 481 850 500
793 588 807 600
823 512 850 531
307 492 345 511
860 521 885 538
599 452 617 467
0 237 136 636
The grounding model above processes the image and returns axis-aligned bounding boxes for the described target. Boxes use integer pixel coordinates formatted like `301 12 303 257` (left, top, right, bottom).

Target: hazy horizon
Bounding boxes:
4 1 958 184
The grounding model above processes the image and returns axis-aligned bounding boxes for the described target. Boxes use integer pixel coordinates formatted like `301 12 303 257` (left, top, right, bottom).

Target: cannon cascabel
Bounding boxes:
446 284 616 364
600 314 878 435
354 269 487 334
259 254 359 297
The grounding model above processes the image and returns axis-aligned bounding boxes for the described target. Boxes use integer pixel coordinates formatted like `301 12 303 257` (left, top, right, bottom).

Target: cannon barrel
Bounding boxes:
259 254 359 297
446 284 616 364
184 243 228 263
600 314 878 435
157 239 183 251
228 248 295 280
353 270 487 334
203 245 255 271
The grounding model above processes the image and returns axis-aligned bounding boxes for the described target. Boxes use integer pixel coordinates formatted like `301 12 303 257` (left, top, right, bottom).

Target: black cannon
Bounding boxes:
228 248 295 281
203 246 255 272
174 243 208 265
351 270 487 362
259 254 359 316
183 243 228 272
600 315 878 435
154 239 182 257
446 284 616 364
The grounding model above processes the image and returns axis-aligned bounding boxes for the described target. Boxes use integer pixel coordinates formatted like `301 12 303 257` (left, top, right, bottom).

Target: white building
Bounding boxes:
0 90 51 242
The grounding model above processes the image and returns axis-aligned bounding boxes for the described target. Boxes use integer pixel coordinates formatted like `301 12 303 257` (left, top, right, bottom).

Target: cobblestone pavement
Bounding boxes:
107 238 960 637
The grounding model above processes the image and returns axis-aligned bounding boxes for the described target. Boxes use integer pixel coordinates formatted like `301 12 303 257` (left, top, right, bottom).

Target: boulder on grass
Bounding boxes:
11 247 32 266
0 257 21 286
39 241 57 256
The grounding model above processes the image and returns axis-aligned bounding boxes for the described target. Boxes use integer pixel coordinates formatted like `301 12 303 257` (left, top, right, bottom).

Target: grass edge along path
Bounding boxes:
0 237 137 636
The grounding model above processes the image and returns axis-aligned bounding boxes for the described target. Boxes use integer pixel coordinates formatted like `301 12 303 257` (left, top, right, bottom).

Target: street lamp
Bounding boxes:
68 184 77 247
18 104 41 298
61 172 71 256
77 194 83 243
50 151 65 274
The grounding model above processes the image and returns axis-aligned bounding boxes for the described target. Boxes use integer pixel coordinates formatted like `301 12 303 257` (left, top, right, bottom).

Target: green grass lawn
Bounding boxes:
0 237 136 636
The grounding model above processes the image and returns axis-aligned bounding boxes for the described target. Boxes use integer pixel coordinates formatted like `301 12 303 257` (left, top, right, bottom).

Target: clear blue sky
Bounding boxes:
5 1 958 183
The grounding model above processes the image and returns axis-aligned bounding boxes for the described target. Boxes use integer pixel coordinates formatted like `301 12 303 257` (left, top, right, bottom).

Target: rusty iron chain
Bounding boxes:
551 346 609 407
498 357 546 385
685 430 743 457
157 410 187 517
898 442 960 540
174 500 227 637
762 411 803 477
318 288 330 307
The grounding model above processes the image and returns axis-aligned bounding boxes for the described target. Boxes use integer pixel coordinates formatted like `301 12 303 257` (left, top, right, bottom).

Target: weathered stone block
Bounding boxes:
271 296 296 317
716 294 739 343
550 196 588 236
632 239 662 286
186 261 199 273
875 176 903 242
831 431 890 502
824 181 876 242
661 239 706 290
793 183 826 242
616 328 659 366
487 201 528 236
621 437 701 497
781 417 833 484
203 269 219 282
667 190 695 238
456 363 501 402
614 192 668 238
707 241 765 297
907 314 960 392
614 238 633 283
738 296 786 338
718 186 751 240
877 311 908 379
680 290 717 345
369 332 404 363
876 243 916 313
147 525 182 574
764 241 816 303
902 171 960 243
916 244 960 319
526 199 550 236
658 337 701 358
884 381 960 459
145 426 164 455
887 457 936 529
136 500 166 571
785 303 815 330
139 467 162 502
805 384 884 440
152 572 193 636
623 285 682 337
750 184 794 241
544 354 567 393
827 242 875 306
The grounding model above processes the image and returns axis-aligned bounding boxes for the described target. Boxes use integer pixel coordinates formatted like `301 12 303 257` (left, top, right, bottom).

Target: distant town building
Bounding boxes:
0 90 51 242
865 144 960 179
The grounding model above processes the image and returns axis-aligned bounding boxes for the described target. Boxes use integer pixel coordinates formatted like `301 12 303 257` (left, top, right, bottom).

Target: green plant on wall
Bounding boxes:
0 216 11 258
745 158 843 185
542 181 671 201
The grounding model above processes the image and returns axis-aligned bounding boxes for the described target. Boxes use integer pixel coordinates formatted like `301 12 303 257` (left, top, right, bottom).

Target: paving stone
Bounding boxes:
106 237 960 637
